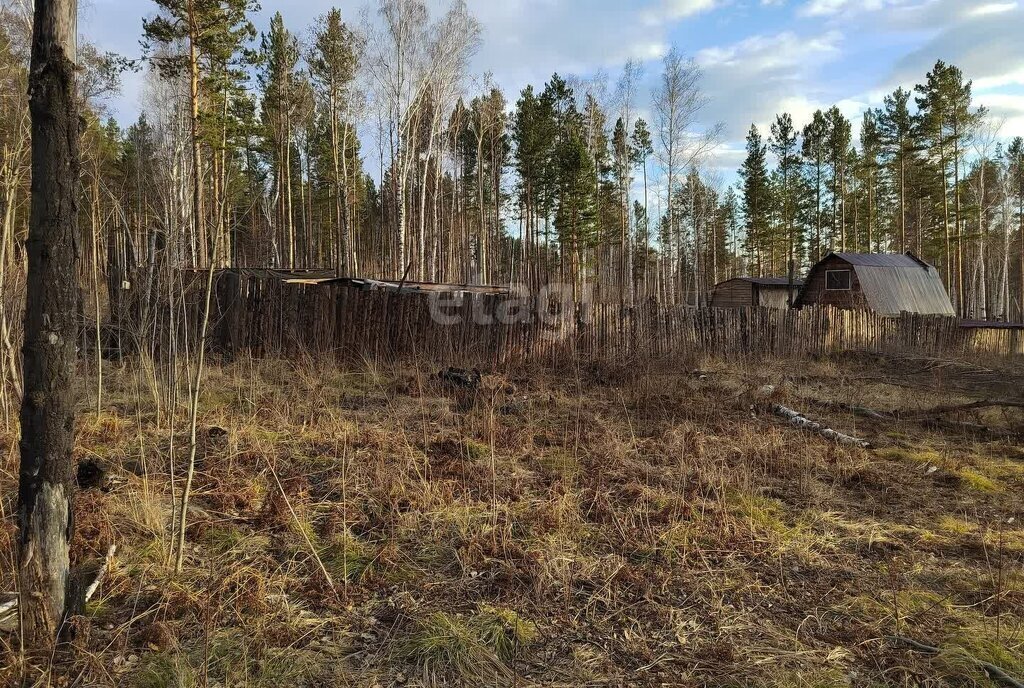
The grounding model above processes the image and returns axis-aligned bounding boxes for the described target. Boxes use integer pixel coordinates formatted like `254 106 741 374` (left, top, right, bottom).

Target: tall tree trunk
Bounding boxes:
1019 192 1024 321
840 166 847 252
187 1 206 267
867 167 874 252
814 164 822 260
940 142 951 306
91 173 102 418
476 129 486 284
978 159 986 319
492 131 502 287
19 0 80 648
953 135 964 315
642 160 648 298
899 147 906 252
286 114 295 269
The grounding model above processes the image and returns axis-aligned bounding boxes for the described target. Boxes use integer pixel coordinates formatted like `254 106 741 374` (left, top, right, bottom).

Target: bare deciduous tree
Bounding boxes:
653 48 719 304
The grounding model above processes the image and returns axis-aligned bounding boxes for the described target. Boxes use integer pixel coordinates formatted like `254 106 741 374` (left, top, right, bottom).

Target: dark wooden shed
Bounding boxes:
793 252 954 316
710 277 803 309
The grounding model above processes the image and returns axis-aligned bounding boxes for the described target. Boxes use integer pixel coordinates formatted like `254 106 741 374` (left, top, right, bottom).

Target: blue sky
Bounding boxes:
82 0 1024 178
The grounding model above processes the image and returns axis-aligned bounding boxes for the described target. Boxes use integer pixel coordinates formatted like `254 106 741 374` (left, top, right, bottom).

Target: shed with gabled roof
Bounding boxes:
710 276 804 309
793 252 954 316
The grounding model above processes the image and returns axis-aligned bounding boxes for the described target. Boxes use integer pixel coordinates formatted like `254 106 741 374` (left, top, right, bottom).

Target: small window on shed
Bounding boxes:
825 269 852 291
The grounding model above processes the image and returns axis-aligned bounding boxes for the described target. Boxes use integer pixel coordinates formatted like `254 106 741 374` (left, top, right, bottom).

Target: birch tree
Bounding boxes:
365 0 430 277
652 48 717 303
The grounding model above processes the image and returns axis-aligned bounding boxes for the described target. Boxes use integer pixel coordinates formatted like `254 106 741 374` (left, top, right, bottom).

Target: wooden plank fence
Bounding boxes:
173 272 1024 365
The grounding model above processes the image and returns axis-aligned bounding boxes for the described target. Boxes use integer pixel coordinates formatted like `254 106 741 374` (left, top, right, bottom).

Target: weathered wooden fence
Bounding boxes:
175 272 1024 365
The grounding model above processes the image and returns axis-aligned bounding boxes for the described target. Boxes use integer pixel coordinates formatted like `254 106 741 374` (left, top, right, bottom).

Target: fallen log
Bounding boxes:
772 404 872 448
809 398 1023 438
903 399 1024 418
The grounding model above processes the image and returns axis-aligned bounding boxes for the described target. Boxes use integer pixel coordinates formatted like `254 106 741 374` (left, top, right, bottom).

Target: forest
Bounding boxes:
1 0 1022 322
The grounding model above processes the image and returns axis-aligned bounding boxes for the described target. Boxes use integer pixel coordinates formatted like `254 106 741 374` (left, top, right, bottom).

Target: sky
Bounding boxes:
81 0 1024 181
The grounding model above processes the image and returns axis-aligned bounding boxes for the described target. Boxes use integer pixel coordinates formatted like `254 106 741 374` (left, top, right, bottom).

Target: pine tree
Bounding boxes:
554 125 598 300
916 62 955 292
859 109 883 252
630 118 653 292
309 7 361 274
259 12 301 268
739 125 770 273
581 92 609 297
802 110 828 260
720 187 741 277
878 88 915 252
612 117 631 301
825 106 852 251
632 199 651 290
142 0 258 266
512 85 549 287
770 113 799 279
540 74 574 282
1008 137 1024 319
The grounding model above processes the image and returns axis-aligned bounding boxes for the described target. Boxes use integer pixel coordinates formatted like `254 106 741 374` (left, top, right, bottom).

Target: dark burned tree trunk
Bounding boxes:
19 0 80 647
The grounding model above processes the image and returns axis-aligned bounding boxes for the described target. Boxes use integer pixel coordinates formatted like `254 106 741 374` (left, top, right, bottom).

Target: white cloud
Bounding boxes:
975 94 1024 138
885 3 1024 93
697 30 842 70
966 1 1018 15
798 0 901 18
646 0 719 22
975 67 1024 90
695 30 844 141
466 0 708 99
708 142 747 175
800 0 1019 25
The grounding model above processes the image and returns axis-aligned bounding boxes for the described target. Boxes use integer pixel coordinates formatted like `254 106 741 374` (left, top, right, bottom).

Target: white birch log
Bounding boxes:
772 404 871 448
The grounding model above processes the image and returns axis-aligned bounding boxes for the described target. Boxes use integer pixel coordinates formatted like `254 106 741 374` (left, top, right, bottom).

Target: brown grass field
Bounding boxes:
1 350 1023 687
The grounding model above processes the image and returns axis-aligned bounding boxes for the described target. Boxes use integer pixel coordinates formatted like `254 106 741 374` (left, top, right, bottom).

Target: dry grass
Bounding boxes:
1 351 1023 686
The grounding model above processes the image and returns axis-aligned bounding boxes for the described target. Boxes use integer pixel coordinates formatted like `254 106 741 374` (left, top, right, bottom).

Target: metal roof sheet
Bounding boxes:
852 265 955 316
832 252 933 268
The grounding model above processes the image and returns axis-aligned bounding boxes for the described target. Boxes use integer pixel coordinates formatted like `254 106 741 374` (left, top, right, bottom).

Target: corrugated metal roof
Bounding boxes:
851 265 955 316
793 252 954 314
832 252 933 268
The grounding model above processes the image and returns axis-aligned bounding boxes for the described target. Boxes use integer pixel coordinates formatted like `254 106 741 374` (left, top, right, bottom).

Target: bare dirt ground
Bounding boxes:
2 350 1023 687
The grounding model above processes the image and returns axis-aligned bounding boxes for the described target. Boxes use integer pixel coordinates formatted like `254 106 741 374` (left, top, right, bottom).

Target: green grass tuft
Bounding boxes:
474 605 539 661
134 654 198 688
398 611 511 685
